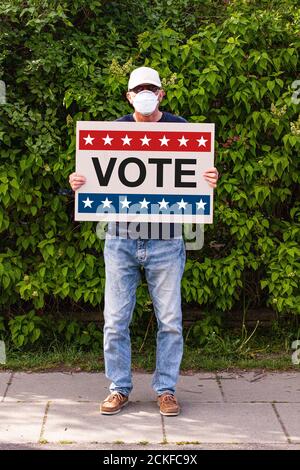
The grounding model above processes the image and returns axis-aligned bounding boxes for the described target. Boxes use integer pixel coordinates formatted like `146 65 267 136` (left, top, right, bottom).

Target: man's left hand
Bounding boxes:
203 167 219 188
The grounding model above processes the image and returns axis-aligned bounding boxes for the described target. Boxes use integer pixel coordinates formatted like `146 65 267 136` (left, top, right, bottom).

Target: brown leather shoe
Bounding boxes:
157 393 180 416
100 392 129 415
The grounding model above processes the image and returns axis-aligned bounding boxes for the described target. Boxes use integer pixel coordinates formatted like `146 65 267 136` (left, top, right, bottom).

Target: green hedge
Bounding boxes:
0 0 299 328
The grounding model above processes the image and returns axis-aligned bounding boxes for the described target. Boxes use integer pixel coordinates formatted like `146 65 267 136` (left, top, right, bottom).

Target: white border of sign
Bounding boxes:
75 121 214 223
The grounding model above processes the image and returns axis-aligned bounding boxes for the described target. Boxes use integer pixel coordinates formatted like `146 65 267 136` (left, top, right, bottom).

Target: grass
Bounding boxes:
176 441 201 445
0 343 297 372
1 347 104 372
38 439 48 445
0 323 299 372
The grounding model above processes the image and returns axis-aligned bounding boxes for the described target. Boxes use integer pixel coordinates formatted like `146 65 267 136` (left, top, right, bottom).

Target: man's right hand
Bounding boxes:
69 172 86 191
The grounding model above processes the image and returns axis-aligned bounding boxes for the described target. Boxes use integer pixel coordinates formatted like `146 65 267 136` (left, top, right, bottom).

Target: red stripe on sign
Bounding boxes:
79 131 211 152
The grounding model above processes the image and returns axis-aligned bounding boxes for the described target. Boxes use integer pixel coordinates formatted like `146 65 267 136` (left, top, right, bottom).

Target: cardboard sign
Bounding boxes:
75 121 215 223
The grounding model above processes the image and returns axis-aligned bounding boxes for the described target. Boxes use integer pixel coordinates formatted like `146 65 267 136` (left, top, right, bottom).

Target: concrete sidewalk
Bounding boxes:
0 371 300 450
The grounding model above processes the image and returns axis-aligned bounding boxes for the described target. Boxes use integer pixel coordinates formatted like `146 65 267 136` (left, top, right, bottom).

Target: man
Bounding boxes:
69 66 219 416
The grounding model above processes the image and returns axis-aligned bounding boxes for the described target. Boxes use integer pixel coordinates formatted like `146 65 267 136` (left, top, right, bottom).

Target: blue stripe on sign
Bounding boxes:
78 193 210 215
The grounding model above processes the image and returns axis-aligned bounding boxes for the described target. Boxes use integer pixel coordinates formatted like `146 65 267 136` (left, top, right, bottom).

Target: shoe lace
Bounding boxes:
106 392 124 403
161 394 177 404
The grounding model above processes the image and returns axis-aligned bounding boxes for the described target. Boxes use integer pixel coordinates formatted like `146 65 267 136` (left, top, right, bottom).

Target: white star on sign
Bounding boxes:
197 136 208 147
177 198 188 210
159 135 170 146
83 134 94 145
140 135 151 146
102 134 113 146
178 136 189 147
120 196 131 209
139 198 150 209
101 197 112 208
158 198 169 210
121 134 132 146
82 197 94 208
196 199 207 211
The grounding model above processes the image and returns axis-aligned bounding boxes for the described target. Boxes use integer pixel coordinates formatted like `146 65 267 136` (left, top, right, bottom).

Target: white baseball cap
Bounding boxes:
128 66 162 91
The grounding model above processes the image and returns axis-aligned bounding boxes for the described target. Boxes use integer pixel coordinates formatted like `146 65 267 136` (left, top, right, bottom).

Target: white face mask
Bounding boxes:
132 90 159 116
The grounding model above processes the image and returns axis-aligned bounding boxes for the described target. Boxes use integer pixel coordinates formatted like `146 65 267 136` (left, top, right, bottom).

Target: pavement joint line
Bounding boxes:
3 443 300 450
1 372 14 402
215 372 226 402
4 399 300 404
271 403 291 444
160 413 168 445
13 439 300 446
39 400 51 443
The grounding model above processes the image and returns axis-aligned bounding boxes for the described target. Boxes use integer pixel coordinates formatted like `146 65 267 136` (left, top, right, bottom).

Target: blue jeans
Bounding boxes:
103 234 186 397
